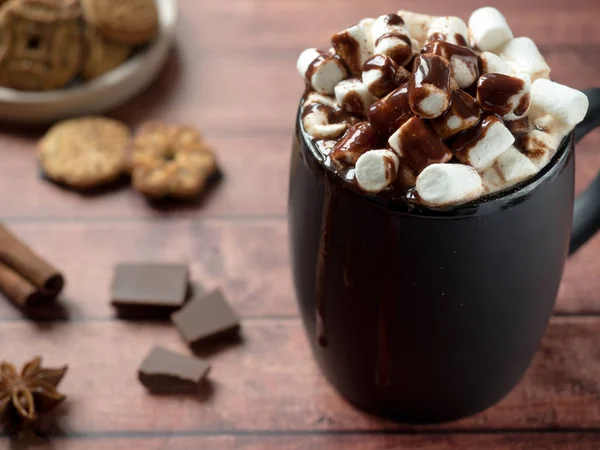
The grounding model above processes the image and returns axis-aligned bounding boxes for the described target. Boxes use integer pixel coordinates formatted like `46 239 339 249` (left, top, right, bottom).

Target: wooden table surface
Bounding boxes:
1 0 600 448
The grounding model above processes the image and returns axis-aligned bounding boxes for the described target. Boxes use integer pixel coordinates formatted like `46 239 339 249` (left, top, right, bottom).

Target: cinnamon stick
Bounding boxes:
0 262 40 307
0 224 64 297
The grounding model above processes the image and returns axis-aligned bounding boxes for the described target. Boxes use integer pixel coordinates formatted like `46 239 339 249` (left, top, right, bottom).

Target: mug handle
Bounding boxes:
569 88 600 254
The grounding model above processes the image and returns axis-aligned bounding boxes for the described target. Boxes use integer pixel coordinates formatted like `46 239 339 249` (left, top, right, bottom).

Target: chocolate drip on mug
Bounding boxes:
343 241 355 287
315 170 338 347
375 217 398 388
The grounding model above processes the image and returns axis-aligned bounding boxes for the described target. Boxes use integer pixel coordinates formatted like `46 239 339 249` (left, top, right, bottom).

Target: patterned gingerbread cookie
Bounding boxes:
0 0 83 91
80 0 158 46
38 117 131 190
82 26 131 80
131 122 219 200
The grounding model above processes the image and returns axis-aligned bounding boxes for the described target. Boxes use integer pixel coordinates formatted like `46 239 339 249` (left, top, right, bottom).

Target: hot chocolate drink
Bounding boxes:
290 7 599 423
296 7 589 207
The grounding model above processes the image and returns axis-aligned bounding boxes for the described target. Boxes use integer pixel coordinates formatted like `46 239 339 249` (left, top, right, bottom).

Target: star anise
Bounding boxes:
0 357 67 431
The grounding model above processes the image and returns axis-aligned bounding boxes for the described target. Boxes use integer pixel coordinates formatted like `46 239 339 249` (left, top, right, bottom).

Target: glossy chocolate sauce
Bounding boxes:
450 113 499 161
331 31 362 75
331 122 379 165
476 73 525 115
363 55 401 96
408 54 452 118
375 32 412 64
368 84 412 136
375 217 399 388
395 117 453 172
315 170 338 347
305 53 328 82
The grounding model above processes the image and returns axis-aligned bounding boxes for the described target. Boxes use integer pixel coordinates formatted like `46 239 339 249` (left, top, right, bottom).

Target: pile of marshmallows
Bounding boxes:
296 7 589 207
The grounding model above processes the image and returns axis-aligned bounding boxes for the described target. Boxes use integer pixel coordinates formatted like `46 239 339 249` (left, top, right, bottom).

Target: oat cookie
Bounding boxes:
81 0 158 46
131 122 219 200
0 0 83 91
82 26 131 80
38 117 131 190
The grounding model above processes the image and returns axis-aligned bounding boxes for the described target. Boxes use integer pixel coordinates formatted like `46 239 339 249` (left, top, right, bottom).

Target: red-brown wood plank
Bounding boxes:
0 77 599 223
0 220 596 320
2 433 599 449
177 0 600 51
0 133 290 220
0 317 598 433
0 220 291 320
0 221 596 320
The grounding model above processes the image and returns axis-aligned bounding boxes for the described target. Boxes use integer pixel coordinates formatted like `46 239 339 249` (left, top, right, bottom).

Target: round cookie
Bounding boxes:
0 0 83 91
131 122 219 200
80 0 158 46
82 26 131 80
38 117 131 190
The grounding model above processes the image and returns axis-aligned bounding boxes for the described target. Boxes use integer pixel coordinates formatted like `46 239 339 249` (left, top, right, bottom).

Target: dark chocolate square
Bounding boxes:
138 346 210 393
111 263 189 319
171 289 240 350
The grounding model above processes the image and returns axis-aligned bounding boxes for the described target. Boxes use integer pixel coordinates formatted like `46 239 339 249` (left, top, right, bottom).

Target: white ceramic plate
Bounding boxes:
0 0 177 124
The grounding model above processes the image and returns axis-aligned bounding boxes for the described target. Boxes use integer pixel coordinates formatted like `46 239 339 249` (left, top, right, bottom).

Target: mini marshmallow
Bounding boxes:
330 122 378 167
372 14 413 66
481 145 538 193
297 48 349 95
416 163 483 207
397 10 439 46
479 52 515 75
476 72 531 118
355 149 399 193
334 79 376 115
520 128 565 169
427 16 469 46
302 104 347 140
388 116 452 173
362 54 409 98
505 116 533 136
331 21 374 75
429 90 481 139
371 14 407 43
468 7 513 51
452 114 515 170
408 54 452 119
304 92 339 109
528 79 589 128
499 37 550 81
422 40 479 89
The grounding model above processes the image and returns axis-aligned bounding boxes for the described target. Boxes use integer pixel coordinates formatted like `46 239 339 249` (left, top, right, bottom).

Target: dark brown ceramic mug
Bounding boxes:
288 89 600 423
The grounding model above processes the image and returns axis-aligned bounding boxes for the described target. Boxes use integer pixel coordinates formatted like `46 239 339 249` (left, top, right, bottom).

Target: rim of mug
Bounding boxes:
297 106 574 218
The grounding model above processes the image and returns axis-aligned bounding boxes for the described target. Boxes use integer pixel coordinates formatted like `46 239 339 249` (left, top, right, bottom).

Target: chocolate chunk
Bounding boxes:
111 263 189 319
172 289 240 350
138 346 210 393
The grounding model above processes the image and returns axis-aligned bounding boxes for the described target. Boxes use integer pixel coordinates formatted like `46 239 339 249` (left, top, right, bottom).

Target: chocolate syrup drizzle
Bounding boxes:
315 170 338 347
343 241 355 288
376 217 399 388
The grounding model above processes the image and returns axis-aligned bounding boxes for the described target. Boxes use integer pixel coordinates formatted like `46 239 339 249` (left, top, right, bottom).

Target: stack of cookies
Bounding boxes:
38 117 220 201
0 0 159 91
